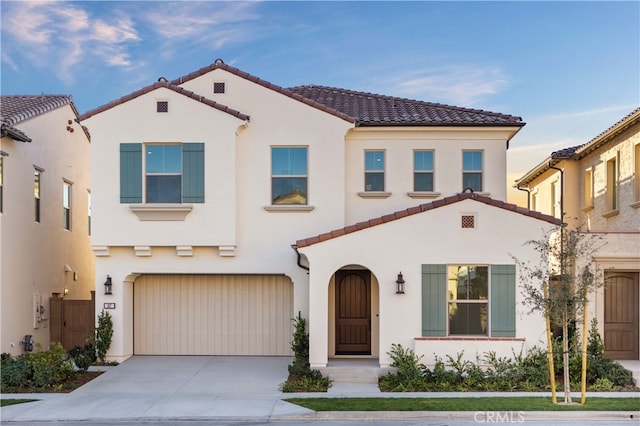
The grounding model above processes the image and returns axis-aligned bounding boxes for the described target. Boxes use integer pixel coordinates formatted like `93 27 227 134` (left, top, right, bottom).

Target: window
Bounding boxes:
551 180 561 218
87 190 91 235
584 169 593 209
414 150 434 191
34 169 41 222
271 147 307 205
447 265 488 335
63 181 71 230
422 264 515 338
364 151 385 191
530 192 538 211
635 144 640 203
0 156 3 213
213 82 226 94
156 101 168 113
119 143 204 204
146 145 182 203
462 151 483 192
606 156 618 211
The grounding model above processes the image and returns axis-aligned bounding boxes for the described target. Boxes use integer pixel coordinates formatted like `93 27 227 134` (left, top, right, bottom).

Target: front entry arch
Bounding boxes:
335 270 371 355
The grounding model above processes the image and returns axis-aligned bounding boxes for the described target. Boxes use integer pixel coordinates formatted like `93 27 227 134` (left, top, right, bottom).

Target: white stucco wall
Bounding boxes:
298 198 555 368
0 104 94 355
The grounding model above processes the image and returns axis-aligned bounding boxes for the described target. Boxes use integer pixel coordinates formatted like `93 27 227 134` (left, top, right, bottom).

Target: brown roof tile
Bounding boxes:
295 193 561 248
287 85 525 127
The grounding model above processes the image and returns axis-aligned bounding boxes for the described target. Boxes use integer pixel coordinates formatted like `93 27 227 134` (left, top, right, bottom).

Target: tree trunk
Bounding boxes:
563 310 572 404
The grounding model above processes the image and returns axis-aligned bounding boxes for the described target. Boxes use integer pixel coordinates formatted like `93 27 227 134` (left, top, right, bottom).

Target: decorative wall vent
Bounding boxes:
156 101 168 113
461 215 475 228
213 82 226 94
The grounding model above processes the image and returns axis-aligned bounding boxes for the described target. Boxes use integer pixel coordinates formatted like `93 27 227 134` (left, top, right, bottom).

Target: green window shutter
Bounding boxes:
182 143 205 203
120 143 142 203
490 264 516 337
422 264 447 336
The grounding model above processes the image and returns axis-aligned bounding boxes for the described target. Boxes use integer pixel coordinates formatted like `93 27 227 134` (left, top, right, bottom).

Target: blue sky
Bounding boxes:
1 0 638 182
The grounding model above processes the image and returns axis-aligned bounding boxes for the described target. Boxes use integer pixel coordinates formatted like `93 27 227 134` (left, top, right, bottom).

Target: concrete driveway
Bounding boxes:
0 355 316 421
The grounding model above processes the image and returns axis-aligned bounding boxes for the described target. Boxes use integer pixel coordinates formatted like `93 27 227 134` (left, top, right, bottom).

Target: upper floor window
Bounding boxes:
634 144 640 203
606 155 618 211
119 143 204 204
63 180 72 230
584 168 593 210
447 265 488 336
271 147 307 205
0 156 3 214
146 145 182 203
530 191 538 212
87 190 91 236
414 150 434 192
462 151 483 192
551 180 561 218
34 168 41 222
364 150 385 192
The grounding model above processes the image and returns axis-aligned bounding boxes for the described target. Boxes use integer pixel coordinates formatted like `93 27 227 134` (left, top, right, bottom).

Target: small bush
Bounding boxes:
68 343 97 371
29 342 74 387
590 377 617 391
95 310 113 363
1 353 30 391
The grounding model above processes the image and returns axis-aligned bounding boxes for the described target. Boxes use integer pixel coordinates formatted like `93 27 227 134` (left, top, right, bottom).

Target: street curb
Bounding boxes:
273 411 639 421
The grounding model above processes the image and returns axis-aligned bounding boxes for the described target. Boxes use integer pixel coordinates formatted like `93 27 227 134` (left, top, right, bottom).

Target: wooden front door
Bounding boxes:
604 272 639 359
335 270 371 355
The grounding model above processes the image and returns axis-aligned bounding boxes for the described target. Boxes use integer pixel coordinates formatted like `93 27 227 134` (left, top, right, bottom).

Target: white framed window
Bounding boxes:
584 168 594 210
551 180 561 218
364 150 385 191
34 168 42 222
414 150 434 192
271 147 308 205
146 144 182 203
87 190 91 235
447 265 488 336
530 190 538 212
462 150 483 192
63 180 72 230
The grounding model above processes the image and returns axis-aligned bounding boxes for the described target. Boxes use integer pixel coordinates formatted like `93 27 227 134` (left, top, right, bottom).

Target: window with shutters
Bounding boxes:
120 143 204 204
422 264 516 338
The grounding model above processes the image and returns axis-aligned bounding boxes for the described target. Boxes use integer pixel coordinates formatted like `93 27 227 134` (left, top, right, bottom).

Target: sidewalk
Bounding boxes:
1 356 639 422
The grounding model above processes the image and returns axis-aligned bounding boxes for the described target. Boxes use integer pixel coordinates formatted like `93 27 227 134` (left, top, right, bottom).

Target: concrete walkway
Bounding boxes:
1 356 639 422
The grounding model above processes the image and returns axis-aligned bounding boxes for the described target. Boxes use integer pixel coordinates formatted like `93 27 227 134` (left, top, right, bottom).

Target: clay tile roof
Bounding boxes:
78 81 250 122
1 95 78 142
287 85 525 127
295 192 561 248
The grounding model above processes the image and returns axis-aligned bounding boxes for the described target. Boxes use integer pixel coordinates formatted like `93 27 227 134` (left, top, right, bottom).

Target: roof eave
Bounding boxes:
0 124 32 142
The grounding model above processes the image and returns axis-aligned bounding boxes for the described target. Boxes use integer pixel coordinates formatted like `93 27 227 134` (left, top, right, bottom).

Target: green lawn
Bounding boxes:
285 397 640 412
1 399 38 407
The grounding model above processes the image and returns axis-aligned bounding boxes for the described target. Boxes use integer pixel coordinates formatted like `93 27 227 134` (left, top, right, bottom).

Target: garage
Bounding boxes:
133 274 293 355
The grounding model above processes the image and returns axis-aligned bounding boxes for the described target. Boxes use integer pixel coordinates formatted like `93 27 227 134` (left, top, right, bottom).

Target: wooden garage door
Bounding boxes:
134 275 293 355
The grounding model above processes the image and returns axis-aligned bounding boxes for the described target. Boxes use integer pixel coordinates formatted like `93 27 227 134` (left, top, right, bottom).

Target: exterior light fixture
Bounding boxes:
395 272 405 294
104 275 113 295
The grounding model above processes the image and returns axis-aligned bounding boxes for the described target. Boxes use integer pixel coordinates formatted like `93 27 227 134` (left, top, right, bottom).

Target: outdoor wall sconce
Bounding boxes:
104 275 113 295
395 272 405 294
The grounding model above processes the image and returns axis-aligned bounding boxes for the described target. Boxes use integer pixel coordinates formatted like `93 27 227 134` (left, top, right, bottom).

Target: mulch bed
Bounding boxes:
2 371 102 394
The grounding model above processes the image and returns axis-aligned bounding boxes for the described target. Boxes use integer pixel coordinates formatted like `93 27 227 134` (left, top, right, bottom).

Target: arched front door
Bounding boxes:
335 270 371 355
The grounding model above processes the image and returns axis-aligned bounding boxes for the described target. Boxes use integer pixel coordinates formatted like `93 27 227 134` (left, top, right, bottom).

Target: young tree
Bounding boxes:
513 225 603 404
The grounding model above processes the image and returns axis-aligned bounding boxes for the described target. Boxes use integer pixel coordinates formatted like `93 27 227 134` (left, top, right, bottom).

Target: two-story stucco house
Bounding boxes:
1 95 95 356
78 60 560 368
515 107 640 362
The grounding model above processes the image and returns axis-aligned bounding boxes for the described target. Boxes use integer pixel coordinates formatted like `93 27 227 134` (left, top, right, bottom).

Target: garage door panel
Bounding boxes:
134 275 293 355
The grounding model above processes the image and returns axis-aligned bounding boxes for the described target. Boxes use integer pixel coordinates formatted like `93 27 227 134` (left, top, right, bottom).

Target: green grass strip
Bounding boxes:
1 399 39 407
285 397 640 412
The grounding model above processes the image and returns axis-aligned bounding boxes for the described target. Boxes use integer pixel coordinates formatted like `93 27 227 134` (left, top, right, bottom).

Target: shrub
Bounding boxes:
1 353 30 391
68 343 96 371
29 342 74 387
95 310 113 363
590 377 616 391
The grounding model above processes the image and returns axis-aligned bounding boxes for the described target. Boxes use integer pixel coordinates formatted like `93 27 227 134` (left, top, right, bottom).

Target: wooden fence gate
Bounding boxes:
50 292 95 350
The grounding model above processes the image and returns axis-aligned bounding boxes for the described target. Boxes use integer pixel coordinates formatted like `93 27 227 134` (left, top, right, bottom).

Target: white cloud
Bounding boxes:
385 65 509 106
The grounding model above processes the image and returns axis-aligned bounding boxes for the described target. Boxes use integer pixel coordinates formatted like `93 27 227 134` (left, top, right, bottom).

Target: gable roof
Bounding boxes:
1 95 78 143
78 80 251 122
288 85 525 127
295 192 561 248
76 60 523 128
515 107 640 187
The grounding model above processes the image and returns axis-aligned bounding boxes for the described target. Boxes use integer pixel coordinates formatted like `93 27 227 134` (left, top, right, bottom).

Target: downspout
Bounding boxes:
292 245 309 271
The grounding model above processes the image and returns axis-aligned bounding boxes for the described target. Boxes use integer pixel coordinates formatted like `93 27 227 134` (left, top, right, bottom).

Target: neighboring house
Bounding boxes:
1 95 95 356
515 107 640 361
78 60 560 367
